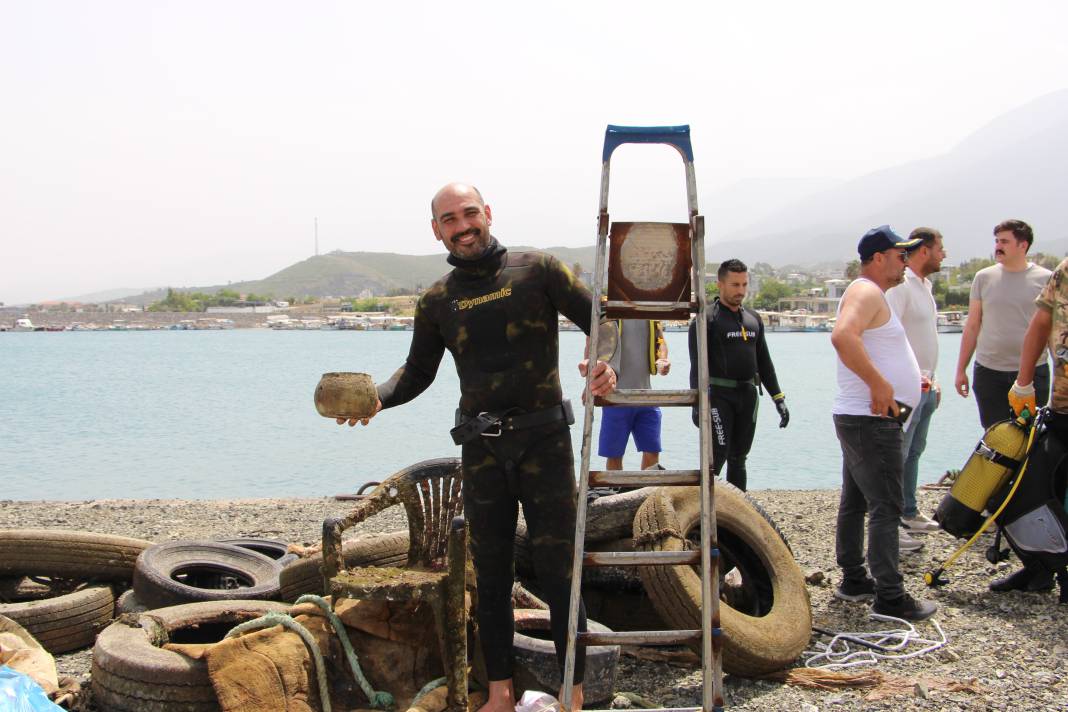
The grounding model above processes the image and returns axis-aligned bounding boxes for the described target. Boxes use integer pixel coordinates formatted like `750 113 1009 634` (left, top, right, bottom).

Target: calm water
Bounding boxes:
0 330 985 500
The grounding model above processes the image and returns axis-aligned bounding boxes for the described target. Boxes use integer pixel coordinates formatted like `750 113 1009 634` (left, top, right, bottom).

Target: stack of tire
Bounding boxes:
0 527 414 709
0 529 152 654
93 532 411 711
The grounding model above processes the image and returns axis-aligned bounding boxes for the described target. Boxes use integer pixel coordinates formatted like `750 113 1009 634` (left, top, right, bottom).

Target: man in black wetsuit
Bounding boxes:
688 258 789 491
340 183 617 712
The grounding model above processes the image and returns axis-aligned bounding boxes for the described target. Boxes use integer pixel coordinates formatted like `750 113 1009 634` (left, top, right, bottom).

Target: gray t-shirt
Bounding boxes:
610 319 653 390
970 262 1052 371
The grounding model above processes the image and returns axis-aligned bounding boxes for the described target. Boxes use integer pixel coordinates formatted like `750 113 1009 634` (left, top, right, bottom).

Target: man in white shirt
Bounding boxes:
830 225 937 621
955 219 1051 428
886 228 947 542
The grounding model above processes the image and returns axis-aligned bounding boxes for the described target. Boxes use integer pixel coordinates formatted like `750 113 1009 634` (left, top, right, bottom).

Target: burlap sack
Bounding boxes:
168 598 443 712
0 614 58 696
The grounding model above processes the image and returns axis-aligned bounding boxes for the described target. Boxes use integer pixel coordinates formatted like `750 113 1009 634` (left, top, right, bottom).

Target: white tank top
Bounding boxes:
833 278 922 417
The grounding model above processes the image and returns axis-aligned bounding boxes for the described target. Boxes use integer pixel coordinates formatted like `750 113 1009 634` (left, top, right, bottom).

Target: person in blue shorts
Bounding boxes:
599 319 670 470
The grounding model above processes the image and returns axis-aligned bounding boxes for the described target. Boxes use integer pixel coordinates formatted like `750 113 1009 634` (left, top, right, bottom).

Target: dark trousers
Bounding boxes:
833 414 906 601
461 423 587 682
704 384 759 491
973 362 1049 429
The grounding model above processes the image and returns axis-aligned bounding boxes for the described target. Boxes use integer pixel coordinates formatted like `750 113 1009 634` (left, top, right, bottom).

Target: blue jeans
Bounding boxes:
900 388 938 518
833 414 906 600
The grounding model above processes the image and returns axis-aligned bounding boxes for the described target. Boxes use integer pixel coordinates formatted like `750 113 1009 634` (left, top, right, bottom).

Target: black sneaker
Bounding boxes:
871 593 938 621
989 566 1055 592
833 576 875 602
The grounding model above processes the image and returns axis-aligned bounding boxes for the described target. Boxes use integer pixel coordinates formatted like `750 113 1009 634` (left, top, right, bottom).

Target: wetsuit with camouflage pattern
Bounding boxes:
377 238 589 682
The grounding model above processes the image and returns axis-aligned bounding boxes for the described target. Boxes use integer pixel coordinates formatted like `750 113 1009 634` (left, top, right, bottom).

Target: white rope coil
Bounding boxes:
804 613 948 670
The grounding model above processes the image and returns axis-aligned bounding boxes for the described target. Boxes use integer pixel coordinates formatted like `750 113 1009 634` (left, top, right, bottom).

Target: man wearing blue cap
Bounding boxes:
830 225 938 621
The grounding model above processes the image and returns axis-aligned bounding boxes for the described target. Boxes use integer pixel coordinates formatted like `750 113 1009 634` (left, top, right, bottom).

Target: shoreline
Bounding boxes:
5 489 1066 710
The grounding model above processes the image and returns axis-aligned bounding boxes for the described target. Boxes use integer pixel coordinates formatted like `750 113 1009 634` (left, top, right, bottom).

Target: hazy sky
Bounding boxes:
3 1 1068 304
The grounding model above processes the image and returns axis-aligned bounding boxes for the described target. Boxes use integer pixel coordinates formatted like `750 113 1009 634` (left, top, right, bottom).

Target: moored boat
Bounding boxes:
937 311 965 333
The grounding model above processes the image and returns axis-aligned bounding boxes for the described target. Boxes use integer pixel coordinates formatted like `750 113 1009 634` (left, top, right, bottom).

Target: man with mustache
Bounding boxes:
954 220 1051 428
340 183 617 712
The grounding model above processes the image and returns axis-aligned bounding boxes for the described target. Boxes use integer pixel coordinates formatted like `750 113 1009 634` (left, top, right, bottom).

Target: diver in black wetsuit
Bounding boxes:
339 183 617 712
688 259 789 491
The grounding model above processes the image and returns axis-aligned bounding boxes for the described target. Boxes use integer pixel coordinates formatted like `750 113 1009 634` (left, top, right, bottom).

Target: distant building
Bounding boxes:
206 305 279 314
777 296 840 314
824 279 848 298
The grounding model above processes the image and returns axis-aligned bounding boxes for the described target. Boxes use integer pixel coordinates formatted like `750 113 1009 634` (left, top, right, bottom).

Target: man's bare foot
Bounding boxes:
478 679 516 712
560 683 583 712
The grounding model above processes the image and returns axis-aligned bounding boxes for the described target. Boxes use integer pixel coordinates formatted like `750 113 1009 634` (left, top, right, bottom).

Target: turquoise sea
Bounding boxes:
1 330 986 500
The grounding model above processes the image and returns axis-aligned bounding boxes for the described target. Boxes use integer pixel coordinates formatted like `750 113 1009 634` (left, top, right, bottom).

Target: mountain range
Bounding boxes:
709 89 1068 264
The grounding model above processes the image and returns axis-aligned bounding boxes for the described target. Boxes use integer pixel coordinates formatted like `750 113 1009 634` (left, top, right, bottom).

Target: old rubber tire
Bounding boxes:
220 538 298 567
133 541 282 609
634 484 811 676
116 588 148 615
0 583 114 653
512 609 619 705
278 530 409 602
0 529 152 581
91 599 288 712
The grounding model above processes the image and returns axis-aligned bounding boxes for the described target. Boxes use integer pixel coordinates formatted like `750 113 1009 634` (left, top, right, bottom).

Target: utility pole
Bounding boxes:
315 217 319 256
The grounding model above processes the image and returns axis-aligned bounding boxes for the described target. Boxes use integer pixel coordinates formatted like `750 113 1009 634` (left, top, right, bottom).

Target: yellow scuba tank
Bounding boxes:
934 418 1031 538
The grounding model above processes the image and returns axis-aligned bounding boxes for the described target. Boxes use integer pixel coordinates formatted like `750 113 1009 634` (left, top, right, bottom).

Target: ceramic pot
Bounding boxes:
314 372 377 419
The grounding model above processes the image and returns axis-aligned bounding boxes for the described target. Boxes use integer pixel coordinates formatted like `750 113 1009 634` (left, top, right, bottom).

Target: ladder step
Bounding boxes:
584 550 701 566
579 629 703 646
604 300 697 314
596 388 697 407
590 469 700 487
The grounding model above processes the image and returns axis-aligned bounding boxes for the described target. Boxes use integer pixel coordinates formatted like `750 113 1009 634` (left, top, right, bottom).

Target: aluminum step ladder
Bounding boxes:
562 125 722 712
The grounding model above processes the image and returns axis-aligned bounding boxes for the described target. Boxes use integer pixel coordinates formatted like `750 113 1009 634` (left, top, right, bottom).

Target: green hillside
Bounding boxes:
136 245 599 303
225 245 599 298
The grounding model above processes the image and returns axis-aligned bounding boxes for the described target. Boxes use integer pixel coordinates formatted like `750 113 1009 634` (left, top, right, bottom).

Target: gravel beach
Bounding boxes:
3 488 1065 711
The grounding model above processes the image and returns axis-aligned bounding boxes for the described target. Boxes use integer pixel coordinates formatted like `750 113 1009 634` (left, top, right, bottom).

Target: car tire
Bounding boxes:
633 484 811 676
91 599 288 712
219 538 298 567
0 529 152 581
0 582 115 654
512 608 619 706
133 541 282 609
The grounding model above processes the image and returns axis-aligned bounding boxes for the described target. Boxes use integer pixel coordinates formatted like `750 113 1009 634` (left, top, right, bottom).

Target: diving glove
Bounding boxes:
1008 380 1036 422
773 395 789 428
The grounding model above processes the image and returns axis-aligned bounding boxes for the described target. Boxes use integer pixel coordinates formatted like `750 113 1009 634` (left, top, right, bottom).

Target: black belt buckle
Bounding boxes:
478 412 503 437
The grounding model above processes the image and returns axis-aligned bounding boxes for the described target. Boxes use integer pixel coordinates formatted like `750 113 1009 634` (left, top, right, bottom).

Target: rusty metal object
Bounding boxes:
605 222 692 320
314 372 377 419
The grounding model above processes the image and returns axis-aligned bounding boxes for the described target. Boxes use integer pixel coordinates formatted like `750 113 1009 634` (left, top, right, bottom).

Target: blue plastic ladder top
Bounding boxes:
602 124 693 162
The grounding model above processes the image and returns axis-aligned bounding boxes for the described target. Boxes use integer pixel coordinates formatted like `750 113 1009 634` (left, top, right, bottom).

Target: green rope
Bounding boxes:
296 594 396 710
225 612 332 712
410 676 447 707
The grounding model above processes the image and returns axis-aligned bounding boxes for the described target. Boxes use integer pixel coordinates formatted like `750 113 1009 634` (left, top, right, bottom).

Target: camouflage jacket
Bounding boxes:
377 239 594 415
1036 257 1068 412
